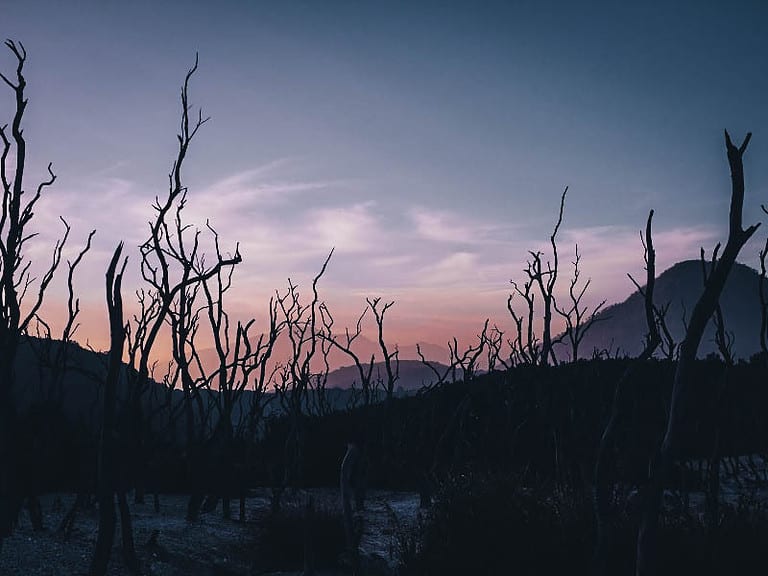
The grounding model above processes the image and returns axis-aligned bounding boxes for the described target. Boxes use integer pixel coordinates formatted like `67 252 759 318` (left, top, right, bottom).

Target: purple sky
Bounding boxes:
3 1 768 356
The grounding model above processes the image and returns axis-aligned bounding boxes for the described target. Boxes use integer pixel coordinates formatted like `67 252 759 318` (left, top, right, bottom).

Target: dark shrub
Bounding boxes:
397 472 592 576
252 499 346 571
397 470 768 576
658 495 768 576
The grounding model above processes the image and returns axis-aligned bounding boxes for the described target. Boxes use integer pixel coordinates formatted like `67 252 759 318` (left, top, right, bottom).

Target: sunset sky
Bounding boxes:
3 1 768 356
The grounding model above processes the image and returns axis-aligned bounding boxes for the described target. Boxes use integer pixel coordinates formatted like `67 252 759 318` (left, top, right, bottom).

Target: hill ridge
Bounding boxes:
567 259 766 360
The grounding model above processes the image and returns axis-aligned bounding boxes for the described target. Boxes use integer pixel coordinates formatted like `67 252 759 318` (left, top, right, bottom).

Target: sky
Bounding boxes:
2 0 768 357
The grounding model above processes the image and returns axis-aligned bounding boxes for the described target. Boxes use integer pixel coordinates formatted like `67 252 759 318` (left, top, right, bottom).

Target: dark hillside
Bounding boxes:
266 358 768 489
570 260 766 359
325 359 453 391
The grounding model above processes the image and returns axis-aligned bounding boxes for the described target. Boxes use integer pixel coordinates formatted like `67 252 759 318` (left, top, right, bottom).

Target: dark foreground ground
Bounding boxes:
4 456 768 576
0 489 420 576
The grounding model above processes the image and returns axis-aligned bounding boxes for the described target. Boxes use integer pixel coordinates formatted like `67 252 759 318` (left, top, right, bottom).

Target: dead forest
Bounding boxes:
2 40 768 576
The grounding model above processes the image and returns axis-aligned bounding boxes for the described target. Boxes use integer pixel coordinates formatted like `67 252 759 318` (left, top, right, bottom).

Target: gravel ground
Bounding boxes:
0 490 421 576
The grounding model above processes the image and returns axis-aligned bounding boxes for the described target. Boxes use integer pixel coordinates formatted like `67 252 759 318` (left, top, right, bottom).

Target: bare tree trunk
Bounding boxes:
117 490 140 574
89 245 128 576
636 132 759 576
0 376 18 544
702 251 733 536
0 39 70 553
593 210 660 576
341 442 360 575
134 53 241 527
59 492 89 534
538 188 567 365
26 496 43 531
186 492 205 523
303 495 315 576
706 431 722 534
89 492 115 576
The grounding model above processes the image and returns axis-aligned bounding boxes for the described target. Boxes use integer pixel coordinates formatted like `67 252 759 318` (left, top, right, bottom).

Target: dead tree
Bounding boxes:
484 325 510 372
320 298 405 509
628 260 676 363
134 55 241 508
448 319 489 383
0 39 72 547
593 210 661 576
525 186 567 366
699 246 734 535
306 326 334 418
652 301 677 361
366 296 401 501
273 251 333 508
700 247 734 365
507 187 568 366
319 302 375 506
367 297 399 403
416 343 458 389
25 226 95 531
29 227 96 404
555 244 607 361
320 304 375 406
416 324 490 391
507 279 541 366
340 442 361 574
188 223 283 520
89 244 131 576
636 132 760 576
143 359 184 513
239 296 283 491
507 282 540 365
758 233 768 360
162 258 205 518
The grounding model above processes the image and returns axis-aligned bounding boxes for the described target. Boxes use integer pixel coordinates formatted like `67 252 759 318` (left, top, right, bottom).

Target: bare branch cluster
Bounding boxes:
508 186 605 365
554 244 607 361
0 39 87 544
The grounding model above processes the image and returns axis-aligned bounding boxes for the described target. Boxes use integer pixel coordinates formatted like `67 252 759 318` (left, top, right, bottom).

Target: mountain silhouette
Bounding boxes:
194 335 449 373
14 259 764 426
567 260 767 360
325 359 453 391
9 335 451 440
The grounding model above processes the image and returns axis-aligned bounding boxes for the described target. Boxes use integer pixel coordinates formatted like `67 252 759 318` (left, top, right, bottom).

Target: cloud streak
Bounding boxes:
198 160 346 210
22 157 744 359
409 207 510 245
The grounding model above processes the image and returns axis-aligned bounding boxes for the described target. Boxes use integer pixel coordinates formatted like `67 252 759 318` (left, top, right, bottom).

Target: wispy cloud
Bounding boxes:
195 159 348 212
559 224 719 275
23 175 148 270
307 202 382 253
514 223 723 309
18 155 742 356
371 254 417 268
409 207 507 245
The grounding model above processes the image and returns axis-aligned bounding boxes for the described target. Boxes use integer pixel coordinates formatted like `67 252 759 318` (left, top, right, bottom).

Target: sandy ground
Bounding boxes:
0 489 421 576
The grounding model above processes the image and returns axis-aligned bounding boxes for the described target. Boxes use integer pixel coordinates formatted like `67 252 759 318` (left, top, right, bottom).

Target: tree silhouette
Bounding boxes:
0 39 75 549
593 209 661 576
272 251 333 510
89 244 132 576
555 244 607 361
509 187 568 366
113 55 244 522
636 131 760 576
